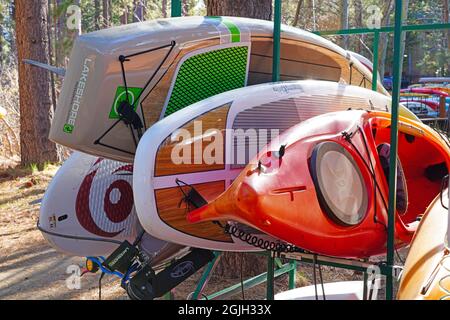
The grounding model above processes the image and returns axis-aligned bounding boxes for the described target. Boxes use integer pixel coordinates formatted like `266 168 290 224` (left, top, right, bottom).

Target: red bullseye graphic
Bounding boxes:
75 159 134 237
104 180 133 223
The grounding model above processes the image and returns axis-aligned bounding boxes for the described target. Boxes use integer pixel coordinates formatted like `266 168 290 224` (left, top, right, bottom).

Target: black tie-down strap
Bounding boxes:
126 249 215 300
175 179 307 254
176 178 208 209
94 41 176 155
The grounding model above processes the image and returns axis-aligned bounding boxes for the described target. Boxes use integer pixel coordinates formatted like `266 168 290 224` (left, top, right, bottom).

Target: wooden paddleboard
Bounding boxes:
50 16 388 163
133 80 417 251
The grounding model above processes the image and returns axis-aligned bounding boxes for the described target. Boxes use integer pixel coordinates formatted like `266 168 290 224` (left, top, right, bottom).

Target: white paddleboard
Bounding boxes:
39 152 171 258
50 16 387 163
275 281 372 300
133 80 418 251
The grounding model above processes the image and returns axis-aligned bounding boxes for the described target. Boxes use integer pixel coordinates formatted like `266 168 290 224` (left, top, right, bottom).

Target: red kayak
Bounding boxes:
188 110 450 258
401 87 449 97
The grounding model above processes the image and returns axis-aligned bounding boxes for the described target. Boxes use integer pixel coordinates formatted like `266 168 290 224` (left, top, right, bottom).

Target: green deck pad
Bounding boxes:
164 45 248 117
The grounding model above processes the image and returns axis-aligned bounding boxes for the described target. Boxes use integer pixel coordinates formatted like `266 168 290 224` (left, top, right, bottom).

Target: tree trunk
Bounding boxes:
293 0 303 27
206 0 273 277
133 0 145 22
214 252 268 278
162 0 167 18
47 0 57 111
354 0 363 53
67 0 81 53
94 0 101 29
120 5 129 25
340 0 349 49
15 0 60 166
399 0 410 81
378 0 394 78
443 0 449 51
54 0 65 67
182 0 188 16
0 17 3 67
108 0 113 24
207 0 272 21
9 1 17 59
102 0 110 27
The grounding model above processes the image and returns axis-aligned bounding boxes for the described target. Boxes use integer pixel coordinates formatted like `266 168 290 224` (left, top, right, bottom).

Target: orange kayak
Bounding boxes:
397 189 450 300
188 110 450 258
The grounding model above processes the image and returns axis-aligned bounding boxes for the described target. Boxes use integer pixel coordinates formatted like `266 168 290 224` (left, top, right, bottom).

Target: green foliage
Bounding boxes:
407 0 450 76
0 0 15 65
416 30 450 76
3 0 449 78
27 163 39 175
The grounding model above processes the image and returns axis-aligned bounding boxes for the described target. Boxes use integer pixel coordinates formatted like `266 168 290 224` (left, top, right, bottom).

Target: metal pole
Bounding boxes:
371 31 380 92
205 261 294 300
314 23 450 36
386 0 404 300
288 260 297 290
164 290 174 300
171 0 182 17
439 96 446 118
447 101 450 135
272 0 282 82
191 252 222 300
266 254 275 300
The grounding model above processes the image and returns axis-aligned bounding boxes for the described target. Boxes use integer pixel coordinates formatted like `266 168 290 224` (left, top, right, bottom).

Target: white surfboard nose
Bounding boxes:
39 152 163 257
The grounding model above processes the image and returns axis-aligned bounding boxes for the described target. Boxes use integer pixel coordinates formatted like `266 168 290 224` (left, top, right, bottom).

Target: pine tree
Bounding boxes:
15 0 61 166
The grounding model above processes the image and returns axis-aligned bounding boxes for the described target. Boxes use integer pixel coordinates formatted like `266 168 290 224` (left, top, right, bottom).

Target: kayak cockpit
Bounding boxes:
369 116 449 228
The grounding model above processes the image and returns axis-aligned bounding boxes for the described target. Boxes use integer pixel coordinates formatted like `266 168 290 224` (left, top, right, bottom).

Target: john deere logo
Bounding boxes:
109 86 143 119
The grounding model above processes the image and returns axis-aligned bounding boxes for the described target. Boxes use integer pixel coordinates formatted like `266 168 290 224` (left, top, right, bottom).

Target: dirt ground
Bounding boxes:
0 166 405 300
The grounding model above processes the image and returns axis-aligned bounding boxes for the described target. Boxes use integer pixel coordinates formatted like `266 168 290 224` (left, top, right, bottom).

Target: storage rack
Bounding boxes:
166 0 450 301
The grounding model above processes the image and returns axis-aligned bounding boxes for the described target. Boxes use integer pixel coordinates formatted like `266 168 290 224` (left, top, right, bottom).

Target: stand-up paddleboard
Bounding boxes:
49 16 387 163
188 110 450 258
397 189 450 300
133 81 418 251
39 152 184 260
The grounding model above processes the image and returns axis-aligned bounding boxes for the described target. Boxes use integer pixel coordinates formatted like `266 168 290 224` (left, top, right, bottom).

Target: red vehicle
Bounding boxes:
400 100 439 118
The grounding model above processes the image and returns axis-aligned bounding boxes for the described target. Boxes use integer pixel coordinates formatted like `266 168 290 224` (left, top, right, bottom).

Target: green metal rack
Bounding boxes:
171 0 182 17
167 0 449 301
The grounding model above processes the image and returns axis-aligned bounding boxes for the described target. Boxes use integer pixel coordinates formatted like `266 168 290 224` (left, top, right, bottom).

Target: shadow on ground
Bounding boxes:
0 230 125 300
